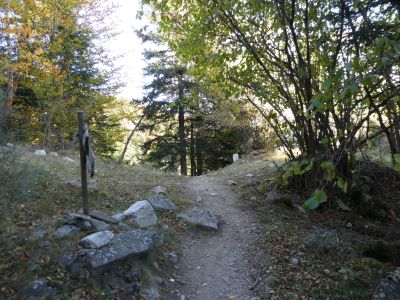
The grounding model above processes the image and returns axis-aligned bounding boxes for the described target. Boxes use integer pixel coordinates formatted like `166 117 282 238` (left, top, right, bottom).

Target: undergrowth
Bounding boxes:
0 144 187 299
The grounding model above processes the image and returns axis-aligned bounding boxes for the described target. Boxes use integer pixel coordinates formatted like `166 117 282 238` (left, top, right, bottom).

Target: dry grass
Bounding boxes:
0 144 188 299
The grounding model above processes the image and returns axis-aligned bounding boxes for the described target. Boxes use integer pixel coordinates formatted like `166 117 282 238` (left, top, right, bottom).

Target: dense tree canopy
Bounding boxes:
0 0 124 156
143 0 400 196
136 32 254 174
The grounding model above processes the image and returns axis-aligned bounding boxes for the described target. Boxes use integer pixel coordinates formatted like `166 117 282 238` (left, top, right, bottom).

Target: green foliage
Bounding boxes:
143 0 400 193
0 0 123 156
303 230 340 255
393 153 400 172
281 160 314 185
302 189 327 210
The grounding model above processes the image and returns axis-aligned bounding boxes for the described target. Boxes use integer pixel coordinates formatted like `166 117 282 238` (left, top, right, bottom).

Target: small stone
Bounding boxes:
180 295 186 300
34 150 46 156
6 143 15 148
290 257 300 266
144 287 160 300
63 156 76 163
80 230 115 249
346 222 352 228
232 153 239 162
266 190 282 202
21 279 55 299
373 267 400 300
123 200 157 228
54 225 80 238
64 212 93 230
166 252 178 264
169 278 175 282
90 210 118 224
245 173 254 177
228 180 237 186
150 186 167 194
177 207 221 231
153 276 164 286
48 152 59 157
90 218 111 231
148 194 176 211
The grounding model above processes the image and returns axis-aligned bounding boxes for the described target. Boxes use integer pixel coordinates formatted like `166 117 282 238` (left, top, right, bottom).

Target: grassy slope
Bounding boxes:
0 144 188 299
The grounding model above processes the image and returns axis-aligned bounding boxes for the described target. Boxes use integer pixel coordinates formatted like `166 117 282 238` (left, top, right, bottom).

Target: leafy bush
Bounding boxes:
303 229 340 255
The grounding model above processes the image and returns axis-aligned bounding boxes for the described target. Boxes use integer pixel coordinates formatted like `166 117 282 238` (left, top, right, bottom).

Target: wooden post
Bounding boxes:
78 111 89 215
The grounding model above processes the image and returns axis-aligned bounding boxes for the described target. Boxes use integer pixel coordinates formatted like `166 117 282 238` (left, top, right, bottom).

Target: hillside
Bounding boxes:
1 144 399 299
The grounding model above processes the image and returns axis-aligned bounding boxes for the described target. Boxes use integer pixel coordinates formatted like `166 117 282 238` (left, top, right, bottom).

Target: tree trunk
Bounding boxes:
118 114 145 163
178 77 187 175
190 121 196 176
196 134 203 176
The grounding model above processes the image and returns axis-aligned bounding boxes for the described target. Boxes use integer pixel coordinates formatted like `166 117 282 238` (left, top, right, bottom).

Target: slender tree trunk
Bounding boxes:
178 103 187 175
178 76 187 175
1 4 14 138
190 121 196 176
118 114 145 163
196 132 203 175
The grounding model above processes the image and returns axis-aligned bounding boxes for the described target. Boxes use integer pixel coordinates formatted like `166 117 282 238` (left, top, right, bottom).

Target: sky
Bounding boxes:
102 0 151 100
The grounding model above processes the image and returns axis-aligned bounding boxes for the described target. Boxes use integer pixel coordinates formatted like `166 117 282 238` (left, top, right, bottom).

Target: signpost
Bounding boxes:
77 111 95 215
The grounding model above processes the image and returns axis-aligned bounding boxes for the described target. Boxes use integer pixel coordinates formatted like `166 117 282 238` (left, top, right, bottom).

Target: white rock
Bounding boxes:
123 200 157 227
48 152 59 157
34 149 46 156
290 257 300 266
6 143 15 148
150 186 167 194
232 153 239 162
80 230 115 248
63 156 75 163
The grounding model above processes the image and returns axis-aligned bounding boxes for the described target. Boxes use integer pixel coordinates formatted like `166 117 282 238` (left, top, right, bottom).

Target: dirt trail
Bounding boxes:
174 175 264 300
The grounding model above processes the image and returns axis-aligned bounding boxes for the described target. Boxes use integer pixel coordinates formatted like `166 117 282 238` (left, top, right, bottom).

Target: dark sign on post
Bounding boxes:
77 111 95 215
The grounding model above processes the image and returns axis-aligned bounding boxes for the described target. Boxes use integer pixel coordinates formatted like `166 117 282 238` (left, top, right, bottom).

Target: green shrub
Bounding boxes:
303 229 340 255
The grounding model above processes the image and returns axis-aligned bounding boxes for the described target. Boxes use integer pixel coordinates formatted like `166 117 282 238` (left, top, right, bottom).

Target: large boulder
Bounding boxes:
59 230 159 276
177 207 221 231
80 230 115 249
374 268 400 300
123 200 157 228
148 194 176 211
